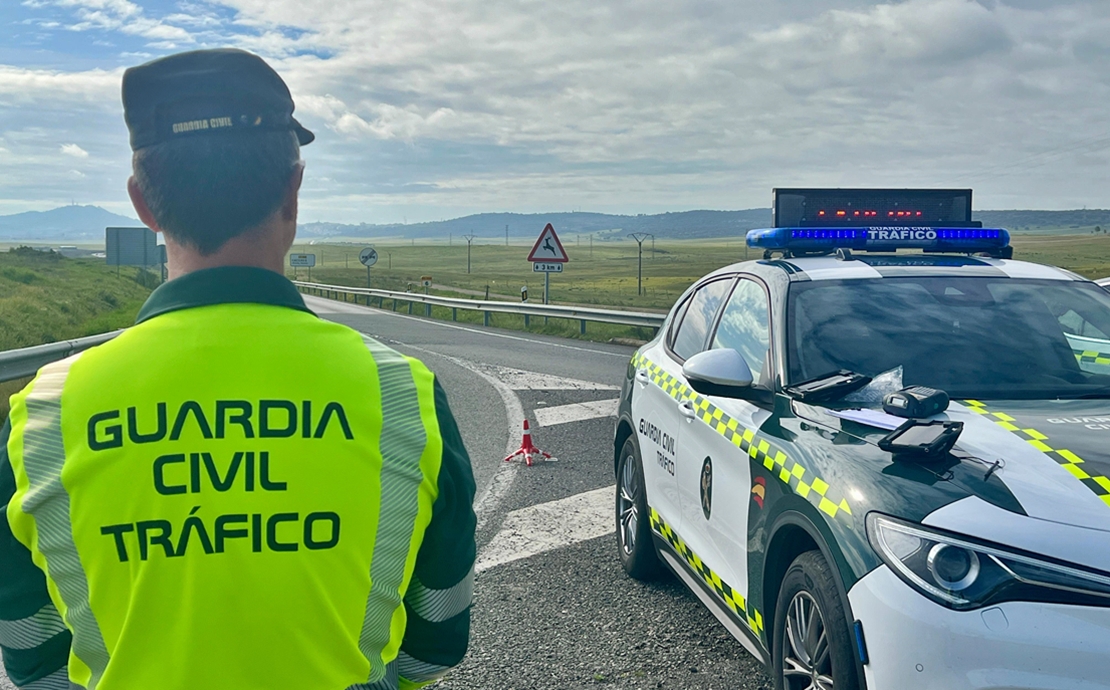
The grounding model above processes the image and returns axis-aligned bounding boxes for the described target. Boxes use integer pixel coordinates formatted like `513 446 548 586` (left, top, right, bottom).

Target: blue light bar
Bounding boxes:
746 226 1011 254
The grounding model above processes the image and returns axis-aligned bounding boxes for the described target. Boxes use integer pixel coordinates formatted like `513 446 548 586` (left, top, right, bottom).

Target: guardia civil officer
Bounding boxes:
0 49 476 690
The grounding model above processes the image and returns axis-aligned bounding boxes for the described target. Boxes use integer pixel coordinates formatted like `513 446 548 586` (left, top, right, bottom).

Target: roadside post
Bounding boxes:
521 285 529 327
421 276 433 316
290 253 315 281
359 247 378 292
527 223 569 324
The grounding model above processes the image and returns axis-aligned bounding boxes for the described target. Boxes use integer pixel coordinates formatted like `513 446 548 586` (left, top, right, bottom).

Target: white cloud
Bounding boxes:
0 65 123 104
33 0 196 43
60 143 89 157
7 0 1110 219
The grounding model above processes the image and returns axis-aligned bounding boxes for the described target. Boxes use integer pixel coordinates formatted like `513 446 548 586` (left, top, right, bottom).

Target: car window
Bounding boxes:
712 279 770 381
672 279 732 361
1029 285 1110 375
787 277 1110 399
667 296 694 351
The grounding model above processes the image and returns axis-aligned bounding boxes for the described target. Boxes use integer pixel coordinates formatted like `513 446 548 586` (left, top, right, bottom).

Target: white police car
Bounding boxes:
613 189 1110 690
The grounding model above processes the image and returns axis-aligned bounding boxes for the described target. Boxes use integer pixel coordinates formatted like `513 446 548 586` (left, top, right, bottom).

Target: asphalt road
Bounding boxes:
308 295 771 690
1 296 770 690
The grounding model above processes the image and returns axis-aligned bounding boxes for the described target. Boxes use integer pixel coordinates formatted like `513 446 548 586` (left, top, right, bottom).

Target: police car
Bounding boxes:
613 189 1110 690
1097 276 1110 291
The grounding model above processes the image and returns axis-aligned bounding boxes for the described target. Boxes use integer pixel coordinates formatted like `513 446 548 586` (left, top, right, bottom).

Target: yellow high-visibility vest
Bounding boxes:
6 300 443 690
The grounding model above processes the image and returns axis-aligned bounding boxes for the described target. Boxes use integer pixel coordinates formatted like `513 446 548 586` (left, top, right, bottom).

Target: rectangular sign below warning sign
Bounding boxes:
289 253 316 267
532 262 564 273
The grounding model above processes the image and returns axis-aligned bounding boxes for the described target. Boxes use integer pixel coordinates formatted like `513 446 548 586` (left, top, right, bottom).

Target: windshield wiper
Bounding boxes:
1073 392 1110 400
785 370 873 403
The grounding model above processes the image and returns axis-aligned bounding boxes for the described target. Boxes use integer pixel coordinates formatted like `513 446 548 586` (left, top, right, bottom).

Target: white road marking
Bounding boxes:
351 328 620 533
534 399 620 427
303 293 631 358
477 364 618 391
476 486 615 573
370 339 525 531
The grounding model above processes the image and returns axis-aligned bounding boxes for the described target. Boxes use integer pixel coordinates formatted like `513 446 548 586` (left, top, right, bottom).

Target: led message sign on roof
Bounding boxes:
773 189 976 228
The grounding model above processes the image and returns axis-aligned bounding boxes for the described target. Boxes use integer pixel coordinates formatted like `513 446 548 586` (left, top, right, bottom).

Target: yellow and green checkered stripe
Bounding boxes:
649 507 764 635
632 353 852 519
1074 349 1110 367
963 400 1110 508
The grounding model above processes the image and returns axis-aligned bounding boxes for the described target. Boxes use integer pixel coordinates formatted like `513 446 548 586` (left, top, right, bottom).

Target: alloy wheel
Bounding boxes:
782 591 834 690
618 451 639 554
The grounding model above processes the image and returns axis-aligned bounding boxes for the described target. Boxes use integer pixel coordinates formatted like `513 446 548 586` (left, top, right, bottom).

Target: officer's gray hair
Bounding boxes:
132 130 300 256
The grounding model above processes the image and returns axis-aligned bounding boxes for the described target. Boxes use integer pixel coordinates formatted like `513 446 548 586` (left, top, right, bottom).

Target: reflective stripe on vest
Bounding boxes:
358 338 430 683
8 354 111 689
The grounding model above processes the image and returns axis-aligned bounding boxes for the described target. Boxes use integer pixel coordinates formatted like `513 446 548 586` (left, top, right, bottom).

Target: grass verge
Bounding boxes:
0 248 156 419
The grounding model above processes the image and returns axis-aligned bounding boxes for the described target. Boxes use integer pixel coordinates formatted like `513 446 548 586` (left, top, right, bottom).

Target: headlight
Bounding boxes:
866 513 1110 610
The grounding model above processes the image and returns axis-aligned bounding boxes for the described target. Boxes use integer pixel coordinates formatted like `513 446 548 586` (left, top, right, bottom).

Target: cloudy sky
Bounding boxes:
2 0 1110 224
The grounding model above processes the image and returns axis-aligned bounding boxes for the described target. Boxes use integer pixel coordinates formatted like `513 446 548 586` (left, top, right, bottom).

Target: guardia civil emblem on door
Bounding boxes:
700 456 713 520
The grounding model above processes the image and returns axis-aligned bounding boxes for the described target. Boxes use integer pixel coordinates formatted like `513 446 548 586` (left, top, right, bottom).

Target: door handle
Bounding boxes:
678 400 697 419
635 369 650 385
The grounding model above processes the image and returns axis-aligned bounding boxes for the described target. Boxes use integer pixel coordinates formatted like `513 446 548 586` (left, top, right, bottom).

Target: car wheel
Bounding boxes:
615 437 661 580
773 551 859 690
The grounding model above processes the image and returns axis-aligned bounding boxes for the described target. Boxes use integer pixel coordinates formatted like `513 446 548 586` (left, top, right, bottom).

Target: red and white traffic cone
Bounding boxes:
503 419 556 467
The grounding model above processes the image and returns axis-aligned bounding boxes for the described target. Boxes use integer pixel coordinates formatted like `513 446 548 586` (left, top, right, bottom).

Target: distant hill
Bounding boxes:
973 210 1110 233
300 208 1110 241
0 205 139 241
6 205 1110 243
299 209 774 241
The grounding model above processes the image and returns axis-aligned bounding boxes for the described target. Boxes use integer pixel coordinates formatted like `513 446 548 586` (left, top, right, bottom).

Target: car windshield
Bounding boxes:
787 277 1110 400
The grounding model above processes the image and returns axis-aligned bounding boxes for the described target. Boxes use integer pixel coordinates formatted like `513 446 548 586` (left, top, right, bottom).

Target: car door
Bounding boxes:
675 277 772 613
633 277 734 535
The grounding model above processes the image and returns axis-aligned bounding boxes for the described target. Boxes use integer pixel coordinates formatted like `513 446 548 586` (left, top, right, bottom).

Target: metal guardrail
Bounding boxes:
0 284 664 385
293 281 668 330
0 331 122 384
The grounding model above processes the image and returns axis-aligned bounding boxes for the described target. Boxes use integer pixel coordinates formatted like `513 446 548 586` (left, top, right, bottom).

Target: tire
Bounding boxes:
615 436 662 580
772 551 860 690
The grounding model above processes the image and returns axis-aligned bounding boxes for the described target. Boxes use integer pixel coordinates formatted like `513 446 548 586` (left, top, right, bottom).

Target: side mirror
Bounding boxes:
682 349 754 398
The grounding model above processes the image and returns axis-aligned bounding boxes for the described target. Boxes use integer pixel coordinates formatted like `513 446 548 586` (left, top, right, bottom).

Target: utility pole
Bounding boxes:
387 251 392 269
651 235 655 260
463 234 476 274
628 233 653 296
449 233 452 246
589 234 593 258
505 224 509 246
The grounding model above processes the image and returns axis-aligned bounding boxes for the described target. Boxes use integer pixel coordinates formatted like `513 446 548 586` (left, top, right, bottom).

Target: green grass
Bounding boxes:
287 234 1110 342
286 237 758 311
1009 234 1110 279
0 248 157 419
2 234 1107 417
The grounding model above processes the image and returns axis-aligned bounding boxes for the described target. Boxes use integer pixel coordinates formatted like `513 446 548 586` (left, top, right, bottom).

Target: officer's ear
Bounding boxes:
128 176 164 234
280 162 304 223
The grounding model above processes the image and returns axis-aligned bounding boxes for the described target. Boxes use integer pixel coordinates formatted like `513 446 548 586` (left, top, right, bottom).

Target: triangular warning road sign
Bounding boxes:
527 223 569 263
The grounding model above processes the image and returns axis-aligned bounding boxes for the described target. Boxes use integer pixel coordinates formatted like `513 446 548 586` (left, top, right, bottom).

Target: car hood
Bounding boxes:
944 399 1110 533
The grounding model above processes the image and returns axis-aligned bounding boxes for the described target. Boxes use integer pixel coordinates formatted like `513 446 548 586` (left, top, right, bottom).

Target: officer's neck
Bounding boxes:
165 222 292 280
